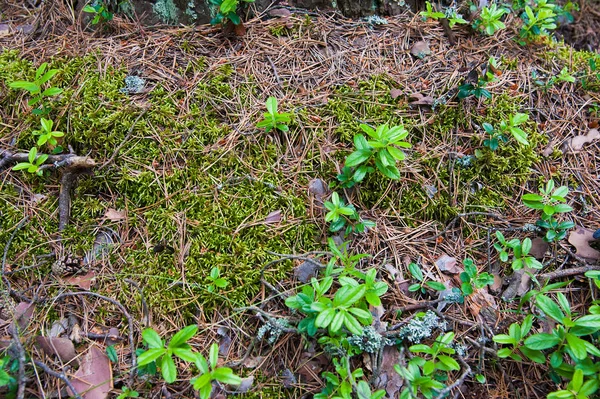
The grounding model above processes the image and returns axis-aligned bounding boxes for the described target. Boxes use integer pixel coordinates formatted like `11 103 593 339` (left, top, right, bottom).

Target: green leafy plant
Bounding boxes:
459 258 494 295
481 122 507 151
324 192 375 235
116 386 140 399
395 332 460 399
209 0 255 25
445 7 468 28
493 232 543 271
494 293 600 399
33 118 64 148
12 147 48 176
343 123 411 182
256 96 291 133
206 267 228 292
473 3 507 35
191 343 242 399
8 62 62 115
0 355 17 397
556 66 576 83
522 179 575 242
420 1 445 20
519 0 558 42
458 78 491 100
498 112 530 146
316 357 384 399
83 1 114 25
407 262 447 294
137 325 199 383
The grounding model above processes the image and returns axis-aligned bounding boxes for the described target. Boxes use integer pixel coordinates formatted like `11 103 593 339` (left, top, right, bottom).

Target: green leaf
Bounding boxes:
348 307 372 321
195 354 209 374
212 367 242 385
106 345 118 363
137 348 165 366
520 347 545 364
496 348 513 358
437 355 460 370
574 314 600 329
83 5 97 13
169 325 198 349
173 348 198 363
547 390 575 399
536 295 565 323
38 69 58 85
408 263 423 281
524 333 560 350
343 312 363 335
209 343 219 369
9 81 40 93
565 334 587 360
315 308 335 328
142 328 164 349
192 373 211 392
345 150 372 167
387 146 406 161
334 285 365 307
330 311 345 333
265 97 277 115
493 334 516 345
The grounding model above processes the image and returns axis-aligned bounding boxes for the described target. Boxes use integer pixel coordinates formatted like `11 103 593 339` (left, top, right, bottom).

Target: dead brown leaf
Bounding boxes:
264 210 282 224
435 254 461 274
410 41 431 59
14 302 34 330
64 271 97 290
69 346 112 399
408 92 434 106
567 129 600 151
373 346 403 398
530 237 549 259
103 208 126 221
36 336 78 364
390 89 403 99
568 227 600 260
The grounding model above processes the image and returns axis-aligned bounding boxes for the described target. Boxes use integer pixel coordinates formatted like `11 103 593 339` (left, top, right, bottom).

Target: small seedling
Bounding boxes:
473 3 507 36
209 0 255 25
482 122 507 151
343 123 411 182
116 386 140 399
8 62 62 115
33 118 64 148
459 259 494 295
207 266 228 292
420 1 445 20
407 262 446 294
445 7 468 28
137 325 200 383
498 113 530 146
83 1 114 25
191 343 242 399
256 96 291 133
494 232 543 270
522 179 575 242
519 1 558 43
324 192 374 236
12 147 48 176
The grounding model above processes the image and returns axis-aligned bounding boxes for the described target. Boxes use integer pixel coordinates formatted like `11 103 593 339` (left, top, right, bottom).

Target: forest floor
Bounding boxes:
1 1 600 398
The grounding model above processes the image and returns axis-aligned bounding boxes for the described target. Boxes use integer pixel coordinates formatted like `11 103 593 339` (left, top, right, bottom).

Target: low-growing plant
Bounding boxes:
519 0 559 43
116 386 139 399
472 3 507 36
191 343 242 399
407 262 447 294
8 62 63 115
0 355 17 397
324 192 375 235
395 332 461 399
256 96 291 133
420 1 445 21
33 118 64 149
206 266 228 292
342 123 411 182
12 147 47 176
459 258 495 295
316 357 385 399
481 122 507 151
137 325 200 383
444 7 468 28
522 179 575 242
83 1 114 25
494 293 600 399
209 0 255 25
494 232 544 270
498 112 530 146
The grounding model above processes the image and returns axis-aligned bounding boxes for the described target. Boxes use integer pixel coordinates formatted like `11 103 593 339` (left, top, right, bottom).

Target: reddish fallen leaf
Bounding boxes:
69 346 112 399
410 41 431 59
64 271 97 290
373 346 403 397
435 254 461 274
36 336 77 364
390 89 403 99
568 227 600 260
529 237 548 259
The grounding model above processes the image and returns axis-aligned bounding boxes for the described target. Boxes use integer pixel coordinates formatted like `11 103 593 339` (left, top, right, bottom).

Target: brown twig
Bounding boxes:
10 326 27 399
537 264 600 282
33 359 82 399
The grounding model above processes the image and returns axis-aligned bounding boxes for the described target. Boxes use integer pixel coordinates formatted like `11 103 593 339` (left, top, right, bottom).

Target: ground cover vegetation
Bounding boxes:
1 0 600 398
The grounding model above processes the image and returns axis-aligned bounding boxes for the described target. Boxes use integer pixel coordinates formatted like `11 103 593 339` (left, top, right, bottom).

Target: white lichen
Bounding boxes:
398 310 447 343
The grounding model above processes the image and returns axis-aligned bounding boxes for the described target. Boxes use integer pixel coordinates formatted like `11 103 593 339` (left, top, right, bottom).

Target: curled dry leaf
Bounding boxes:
390 89 403 99
217 326 232 356
36 336 78 364
529 237 548 259
294 260 320 283
435 254 461 274
408 92 435 106
104 208 126 221
64 270 97 290
69 346 112 399
568 226 600 260
233 376 254 393
14 302 35 330
566 129 600 152
410 41 431 59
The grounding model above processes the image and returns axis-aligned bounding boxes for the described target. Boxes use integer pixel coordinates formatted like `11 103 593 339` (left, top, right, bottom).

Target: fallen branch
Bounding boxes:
33 359 82 399
537 264 600 282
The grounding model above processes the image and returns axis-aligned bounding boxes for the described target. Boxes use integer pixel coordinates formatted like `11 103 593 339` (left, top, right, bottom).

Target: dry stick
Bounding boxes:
10 326 27 399
52 291 137 383
32 360 82 399
393 298 445 314
98 108 149 171
58 171 75 232
266 55 282 87
537 264 600 282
